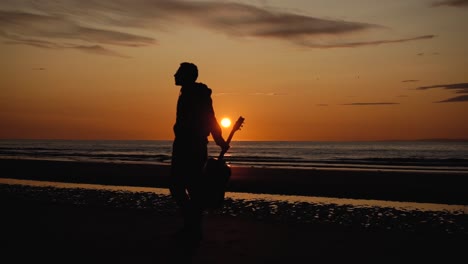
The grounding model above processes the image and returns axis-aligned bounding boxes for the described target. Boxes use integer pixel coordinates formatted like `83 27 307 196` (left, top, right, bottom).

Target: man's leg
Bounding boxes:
170 148 193 234
170 140 207 244
169 175 190 217
186 179 204 240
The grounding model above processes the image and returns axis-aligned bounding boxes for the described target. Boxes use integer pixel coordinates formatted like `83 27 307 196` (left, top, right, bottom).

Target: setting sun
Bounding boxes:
221 118 231 128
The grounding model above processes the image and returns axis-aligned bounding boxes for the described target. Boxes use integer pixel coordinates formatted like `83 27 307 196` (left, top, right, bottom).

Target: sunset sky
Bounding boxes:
1 0 467 141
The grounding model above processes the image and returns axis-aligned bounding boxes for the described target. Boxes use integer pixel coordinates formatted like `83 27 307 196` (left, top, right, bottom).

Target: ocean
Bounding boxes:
1 139 467 173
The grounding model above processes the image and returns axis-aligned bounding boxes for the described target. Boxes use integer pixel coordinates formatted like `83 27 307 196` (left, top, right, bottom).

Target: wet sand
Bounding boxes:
1 158 467 204
1 158 467 263
2 184 467 264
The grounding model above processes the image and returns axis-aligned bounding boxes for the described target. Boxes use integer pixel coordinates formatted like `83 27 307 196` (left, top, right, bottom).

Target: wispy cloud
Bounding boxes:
436 95 468 103
416 52 439 56
250 92 287 96
214 92 240 96
0 10 156 46
0 9 155 57
416 83 468 93
300 35 435 48
0 0 435 55
342 102 399 106
72 45 130 58
432 0 468 7
1 30 129 57
415 83 468 103
402 80 420 83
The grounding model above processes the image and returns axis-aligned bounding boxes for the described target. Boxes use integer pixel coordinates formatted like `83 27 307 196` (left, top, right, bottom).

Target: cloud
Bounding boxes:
432 0 468 7
193 4 379 39
0 10 155 46
402 80 419 83
251 92 287 96
214 92 239 96
1 30 129 57
0 9 155 57
416 83 468 92
0 0 435 54
72 45 130 58
416 52 439 56
435 95 468 103
342 102 399 106
1 31 62 49
300 35 435 48
415 82 468 103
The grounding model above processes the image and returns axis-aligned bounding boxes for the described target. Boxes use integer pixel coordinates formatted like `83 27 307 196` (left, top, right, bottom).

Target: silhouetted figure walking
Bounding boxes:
170 62 229 247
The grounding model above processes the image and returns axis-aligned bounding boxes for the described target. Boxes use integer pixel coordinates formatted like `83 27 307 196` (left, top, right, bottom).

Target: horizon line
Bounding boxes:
1 138 468 142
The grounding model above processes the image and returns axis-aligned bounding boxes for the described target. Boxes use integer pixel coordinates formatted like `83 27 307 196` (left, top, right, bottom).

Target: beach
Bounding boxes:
1 158 467 263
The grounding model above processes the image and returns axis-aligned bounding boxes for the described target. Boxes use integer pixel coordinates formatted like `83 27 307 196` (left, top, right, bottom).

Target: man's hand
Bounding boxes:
218 140 230 153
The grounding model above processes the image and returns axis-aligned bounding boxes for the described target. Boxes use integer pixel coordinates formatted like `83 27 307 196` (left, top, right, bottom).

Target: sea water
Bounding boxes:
0 139 467 173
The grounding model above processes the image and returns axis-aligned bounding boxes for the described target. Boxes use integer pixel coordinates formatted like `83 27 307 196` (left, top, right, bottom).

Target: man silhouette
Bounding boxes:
170 62 229 245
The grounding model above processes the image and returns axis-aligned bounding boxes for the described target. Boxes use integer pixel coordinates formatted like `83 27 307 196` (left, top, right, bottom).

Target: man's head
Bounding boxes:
174 62 198 86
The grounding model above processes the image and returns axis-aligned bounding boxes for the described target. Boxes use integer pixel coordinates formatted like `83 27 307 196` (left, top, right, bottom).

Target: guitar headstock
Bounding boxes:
233 116 245 132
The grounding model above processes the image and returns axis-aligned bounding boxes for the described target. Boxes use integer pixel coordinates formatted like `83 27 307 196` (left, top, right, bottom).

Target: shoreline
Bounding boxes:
1 158 467 205
2 156 467 173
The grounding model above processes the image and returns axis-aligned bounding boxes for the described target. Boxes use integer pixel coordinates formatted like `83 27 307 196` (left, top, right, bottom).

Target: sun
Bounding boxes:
220 118 231 128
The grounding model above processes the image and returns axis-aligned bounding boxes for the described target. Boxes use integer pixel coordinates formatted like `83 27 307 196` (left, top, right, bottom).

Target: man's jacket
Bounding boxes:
174 82 223 145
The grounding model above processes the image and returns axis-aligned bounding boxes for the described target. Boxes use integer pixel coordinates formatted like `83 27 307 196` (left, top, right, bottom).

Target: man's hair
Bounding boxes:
179 62 198 82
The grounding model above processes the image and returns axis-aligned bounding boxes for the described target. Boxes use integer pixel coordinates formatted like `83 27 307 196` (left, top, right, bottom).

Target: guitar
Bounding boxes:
203 116 245 209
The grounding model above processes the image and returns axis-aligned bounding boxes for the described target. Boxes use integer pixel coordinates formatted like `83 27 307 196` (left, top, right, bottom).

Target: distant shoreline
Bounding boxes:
1 138 468 142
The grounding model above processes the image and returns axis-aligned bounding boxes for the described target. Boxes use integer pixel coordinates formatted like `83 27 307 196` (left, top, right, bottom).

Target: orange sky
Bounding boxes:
1 0 467 141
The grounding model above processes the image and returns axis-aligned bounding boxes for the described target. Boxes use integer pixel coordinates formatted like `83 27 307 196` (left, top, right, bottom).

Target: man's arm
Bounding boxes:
205 95 230 151
211 119 229 151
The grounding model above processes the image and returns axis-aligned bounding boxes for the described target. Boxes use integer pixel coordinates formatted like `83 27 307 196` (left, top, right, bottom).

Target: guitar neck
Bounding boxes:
218 128 236 160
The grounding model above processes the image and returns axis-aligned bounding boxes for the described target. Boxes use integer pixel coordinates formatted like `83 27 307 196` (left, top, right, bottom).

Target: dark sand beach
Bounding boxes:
1 158 467 263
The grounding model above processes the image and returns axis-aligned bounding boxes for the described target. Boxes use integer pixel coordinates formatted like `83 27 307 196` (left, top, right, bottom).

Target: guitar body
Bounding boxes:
202 116 244 210
202 157 231 209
